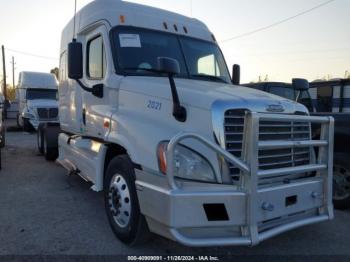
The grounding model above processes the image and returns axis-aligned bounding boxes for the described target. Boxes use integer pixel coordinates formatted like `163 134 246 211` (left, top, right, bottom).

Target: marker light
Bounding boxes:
157 142 167 174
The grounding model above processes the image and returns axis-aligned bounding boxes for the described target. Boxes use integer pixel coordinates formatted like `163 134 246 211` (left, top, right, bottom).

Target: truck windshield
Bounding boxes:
268 86 296 101
26 89 57 100
112 27 231 84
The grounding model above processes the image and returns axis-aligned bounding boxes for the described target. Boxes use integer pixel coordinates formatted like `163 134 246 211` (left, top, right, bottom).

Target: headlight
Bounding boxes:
23 112 35 119
23 106 35 119
157 142 216 183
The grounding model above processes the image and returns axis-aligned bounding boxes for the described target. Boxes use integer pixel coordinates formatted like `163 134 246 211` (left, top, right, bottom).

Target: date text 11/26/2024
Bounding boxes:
127 256 220 261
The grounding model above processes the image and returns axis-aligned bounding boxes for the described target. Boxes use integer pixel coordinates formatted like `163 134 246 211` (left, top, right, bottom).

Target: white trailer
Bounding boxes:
16 71 59 131
41 0 334 246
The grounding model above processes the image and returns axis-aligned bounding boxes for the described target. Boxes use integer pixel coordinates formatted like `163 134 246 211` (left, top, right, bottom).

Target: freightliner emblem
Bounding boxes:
266 103 285 113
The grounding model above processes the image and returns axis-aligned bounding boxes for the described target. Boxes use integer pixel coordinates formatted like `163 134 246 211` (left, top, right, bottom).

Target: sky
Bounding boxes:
0 0 349 86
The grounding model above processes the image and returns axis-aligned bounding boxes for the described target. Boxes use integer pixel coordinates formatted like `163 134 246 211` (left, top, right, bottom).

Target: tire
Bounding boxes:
104 155 150 245
43 128 58 161
0 126 5 148
333 153 350 210
16 113 21 128
37 128 44 154
23 118 32 132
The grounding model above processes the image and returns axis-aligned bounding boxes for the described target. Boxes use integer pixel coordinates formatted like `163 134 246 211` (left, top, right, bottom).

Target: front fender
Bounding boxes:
106 131 141 164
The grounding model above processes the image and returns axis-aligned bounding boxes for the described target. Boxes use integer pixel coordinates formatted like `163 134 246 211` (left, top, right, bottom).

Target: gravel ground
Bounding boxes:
0 128 349 258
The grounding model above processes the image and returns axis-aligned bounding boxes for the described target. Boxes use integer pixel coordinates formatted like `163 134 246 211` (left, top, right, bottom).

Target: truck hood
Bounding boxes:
120 77 308 114
26 99 58 109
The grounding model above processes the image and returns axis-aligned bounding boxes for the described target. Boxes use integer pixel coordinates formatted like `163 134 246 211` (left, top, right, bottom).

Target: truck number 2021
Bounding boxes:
147 100 162 111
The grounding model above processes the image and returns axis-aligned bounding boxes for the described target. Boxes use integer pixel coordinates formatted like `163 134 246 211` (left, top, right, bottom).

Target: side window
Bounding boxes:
87 35 106 79
198 54 220 76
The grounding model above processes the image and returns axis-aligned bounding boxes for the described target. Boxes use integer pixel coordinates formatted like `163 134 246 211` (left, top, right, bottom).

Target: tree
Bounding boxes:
50 67 59 79
6 85 16 101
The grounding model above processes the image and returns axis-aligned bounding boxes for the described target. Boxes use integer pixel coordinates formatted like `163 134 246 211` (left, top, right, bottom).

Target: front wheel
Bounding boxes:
333 153 350 210
104 155 150 245
22 118 32 132
16 113 22 128
37 128 44 154
43 128 58 161
0 125 5 148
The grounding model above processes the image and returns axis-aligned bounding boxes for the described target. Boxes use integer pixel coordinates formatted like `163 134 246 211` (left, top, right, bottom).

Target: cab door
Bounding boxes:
58 51 69 129
81 25 112 138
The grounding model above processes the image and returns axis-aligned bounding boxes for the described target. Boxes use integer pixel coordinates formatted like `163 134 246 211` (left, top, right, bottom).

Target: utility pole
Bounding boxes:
1 45 7 119
11 56 15 89
1 46 7 100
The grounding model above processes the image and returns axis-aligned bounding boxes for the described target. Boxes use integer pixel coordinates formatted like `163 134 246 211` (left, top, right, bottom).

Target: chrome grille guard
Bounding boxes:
166 112 334 246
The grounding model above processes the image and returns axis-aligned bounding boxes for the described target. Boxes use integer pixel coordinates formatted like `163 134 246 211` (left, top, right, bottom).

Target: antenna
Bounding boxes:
190 0 193 17
73 0 77 41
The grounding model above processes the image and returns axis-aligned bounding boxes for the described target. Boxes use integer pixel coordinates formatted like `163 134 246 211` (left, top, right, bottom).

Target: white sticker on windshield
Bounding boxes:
119 34 141 48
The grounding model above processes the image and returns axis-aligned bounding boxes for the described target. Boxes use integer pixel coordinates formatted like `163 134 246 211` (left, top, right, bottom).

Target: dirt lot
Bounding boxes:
0 127 350 257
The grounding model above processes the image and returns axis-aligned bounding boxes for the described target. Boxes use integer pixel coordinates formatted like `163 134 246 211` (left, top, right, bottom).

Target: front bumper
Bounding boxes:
136 113 334 247
29 119 59 130
137 175 330 247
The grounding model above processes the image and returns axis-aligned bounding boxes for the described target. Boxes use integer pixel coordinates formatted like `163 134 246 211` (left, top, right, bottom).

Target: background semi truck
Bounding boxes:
16 71 59 132
40 0 334 246
0 94 5 149
245 79 350 209
0 95 5 169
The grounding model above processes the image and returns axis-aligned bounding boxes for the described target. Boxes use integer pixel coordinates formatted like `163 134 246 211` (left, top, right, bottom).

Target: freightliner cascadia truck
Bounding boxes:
40 0 334 246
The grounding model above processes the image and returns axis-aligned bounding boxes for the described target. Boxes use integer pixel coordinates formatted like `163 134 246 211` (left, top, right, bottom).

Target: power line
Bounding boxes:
5 48 58 61
231 46 350 58
220 0 337 43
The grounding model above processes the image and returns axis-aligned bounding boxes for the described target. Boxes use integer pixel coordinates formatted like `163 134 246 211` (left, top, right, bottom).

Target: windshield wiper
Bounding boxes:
122 67 163 75
190 74 227 83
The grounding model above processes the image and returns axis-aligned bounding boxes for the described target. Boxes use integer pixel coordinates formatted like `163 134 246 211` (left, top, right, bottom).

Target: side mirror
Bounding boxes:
157 57 180 75
232 64 240 85
92 84 104 98
292 78 309 91
68 41 83 80
68 40 103 99
157 57 186 122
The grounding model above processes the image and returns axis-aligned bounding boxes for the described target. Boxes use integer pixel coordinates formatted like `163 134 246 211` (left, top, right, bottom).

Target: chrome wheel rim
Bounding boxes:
108 174 131 228
333 165 350 200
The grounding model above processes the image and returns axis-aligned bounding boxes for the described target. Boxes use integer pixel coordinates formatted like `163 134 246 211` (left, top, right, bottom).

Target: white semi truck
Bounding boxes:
16 71 59 132
41 0 335 246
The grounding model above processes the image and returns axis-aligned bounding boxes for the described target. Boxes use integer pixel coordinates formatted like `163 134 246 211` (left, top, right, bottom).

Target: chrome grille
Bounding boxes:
224 110 245 181
49 108 59 119
224 110 312 184
37 108 59 120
